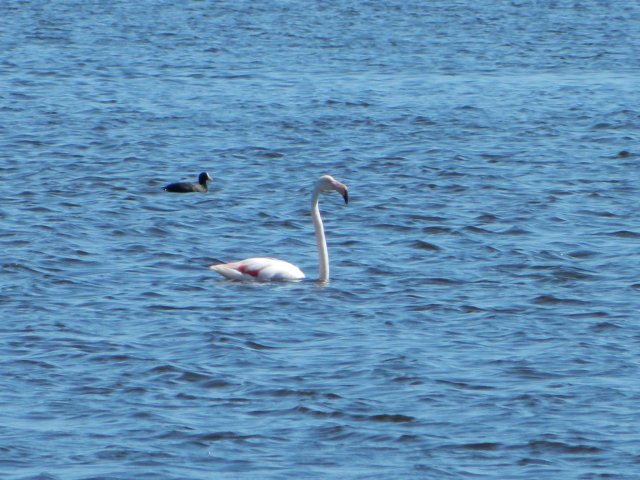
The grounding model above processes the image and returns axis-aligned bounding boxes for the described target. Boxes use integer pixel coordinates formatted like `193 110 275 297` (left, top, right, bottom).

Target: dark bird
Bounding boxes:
163 172 213 193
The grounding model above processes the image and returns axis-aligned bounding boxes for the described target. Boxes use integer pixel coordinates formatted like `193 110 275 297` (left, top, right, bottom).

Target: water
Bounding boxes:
2 1 640 478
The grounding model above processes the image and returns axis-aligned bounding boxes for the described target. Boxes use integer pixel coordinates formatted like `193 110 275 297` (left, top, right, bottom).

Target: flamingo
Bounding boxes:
164 171 213 193
209 174 348 282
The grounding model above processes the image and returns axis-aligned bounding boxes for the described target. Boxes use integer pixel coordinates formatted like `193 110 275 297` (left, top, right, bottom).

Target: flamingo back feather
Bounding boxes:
209 257 305 282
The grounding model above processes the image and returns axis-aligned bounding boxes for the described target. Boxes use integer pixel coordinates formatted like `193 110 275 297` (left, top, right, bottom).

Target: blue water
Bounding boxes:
2 1 640 478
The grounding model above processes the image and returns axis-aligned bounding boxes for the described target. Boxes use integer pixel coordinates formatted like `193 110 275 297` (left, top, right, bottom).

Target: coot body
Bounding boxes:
164 172 213 193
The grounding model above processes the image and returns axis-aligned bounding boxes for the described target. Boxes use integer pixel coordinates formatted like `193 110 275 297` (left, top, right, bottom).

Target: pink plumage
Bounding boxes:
210 258 305 282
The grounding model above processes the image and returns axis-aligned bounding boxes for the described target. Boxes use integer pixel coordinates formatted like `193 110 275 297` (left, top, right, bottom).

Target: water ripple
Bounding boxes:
2 1 640 479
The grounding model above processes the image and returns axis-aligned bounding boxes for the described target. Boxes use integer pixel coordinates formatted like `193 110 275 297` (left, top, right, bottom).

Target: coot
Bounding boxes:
164 172 213 193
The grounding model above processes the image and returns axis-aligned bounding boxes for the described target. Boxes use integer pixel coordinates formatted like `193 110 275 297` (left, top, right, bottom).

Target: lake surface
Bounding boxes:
2 1 640 478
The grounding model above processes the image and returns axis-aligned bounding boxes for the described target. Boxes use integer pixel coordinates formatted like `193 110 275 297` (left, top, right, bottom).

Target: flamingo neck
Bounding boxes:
311 187 329 283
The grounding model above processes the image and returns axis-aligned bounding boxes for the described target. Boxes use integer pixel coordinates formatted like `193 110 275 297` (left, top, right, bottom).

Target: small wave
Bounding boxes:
435 380 494 391
525 439 602 454
531 294 588 306
413 240 441 251
460 442 502 451
426 277 464 285
369 414 415 423
608 230 640 238
244 340 278 350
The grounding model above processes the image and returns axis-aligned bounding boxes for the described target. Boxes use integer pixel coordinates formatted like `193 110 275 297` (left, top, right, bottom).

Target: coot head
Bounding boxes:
198 171 213 186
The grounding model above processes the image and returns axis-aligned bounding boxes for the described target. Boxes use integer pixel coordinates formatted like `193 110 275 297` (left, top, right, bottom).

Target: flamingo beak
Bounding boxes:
343 190 349 204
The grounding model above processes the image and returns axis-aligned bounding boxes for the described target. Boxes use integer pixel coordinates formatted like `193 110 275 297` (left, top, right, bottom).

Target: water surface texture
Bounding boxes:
2 1 640 479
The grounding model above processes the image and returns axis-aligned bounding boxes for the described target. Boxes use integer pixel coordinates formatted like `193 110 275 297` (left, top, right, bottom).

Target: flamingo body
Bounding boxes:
209 257 305 282
209 175 348 283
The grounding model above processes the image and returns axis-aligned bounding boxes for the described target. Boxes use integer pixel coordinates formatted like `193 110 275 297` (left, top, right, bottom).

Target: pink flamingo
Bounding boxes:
209 175 348 282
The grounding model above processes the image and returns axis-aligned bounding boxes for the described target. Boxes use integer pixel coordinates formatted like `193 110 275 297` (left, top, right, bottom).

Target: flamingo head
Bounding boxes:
317 175 348 204
199 172 213 184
